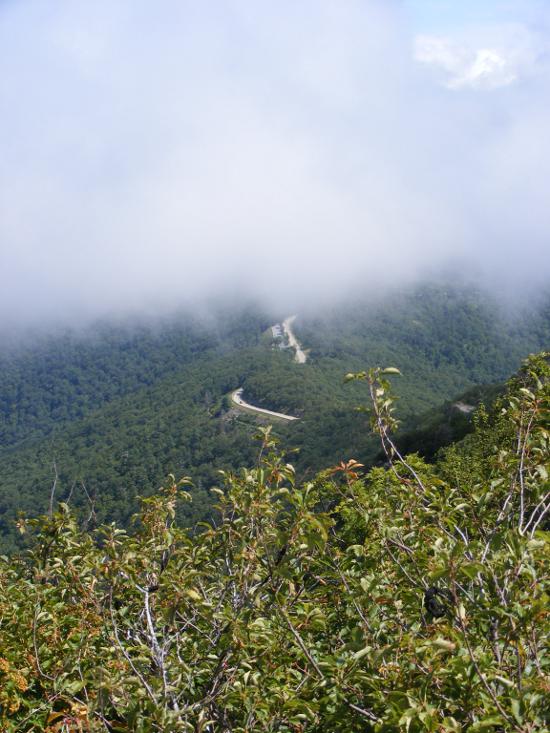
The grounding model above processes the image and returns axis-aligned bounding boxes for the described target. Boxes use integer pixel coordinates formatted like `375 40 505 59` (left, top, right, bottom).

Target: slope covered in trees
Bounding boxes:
0 284 549 551
0 352 547 731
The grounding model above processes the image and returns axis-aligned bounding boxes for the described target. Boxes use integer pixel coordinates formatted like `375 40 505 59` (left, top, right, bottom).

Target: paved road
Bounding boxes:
282 315 307 364
231 388 299 421
230 315 305 421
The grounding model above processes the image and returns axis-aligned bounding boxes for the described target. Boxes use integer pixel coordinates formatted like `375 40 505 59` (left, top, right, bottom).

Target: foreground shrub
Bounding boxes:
0 354 548 731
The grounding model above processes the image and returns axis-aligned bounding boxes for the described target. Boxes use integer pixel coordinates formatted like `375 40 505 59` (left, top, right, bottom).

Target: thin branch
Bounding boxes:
48 460 58 517
109 589 158 704
528 500 550 536
331 557 373 632
523 493 550 536
386 544 426 590
517 407 535 534
281 610 325 680
80 480 97 529
368 379 427 496
451 585 518 731
347 701 378 722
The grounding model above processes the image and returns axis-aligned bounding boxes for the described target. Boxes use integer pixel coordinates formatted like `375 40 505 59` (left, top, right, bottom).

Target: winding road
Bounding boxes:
282 315 307 364
231 388 299 421
230 316 306 421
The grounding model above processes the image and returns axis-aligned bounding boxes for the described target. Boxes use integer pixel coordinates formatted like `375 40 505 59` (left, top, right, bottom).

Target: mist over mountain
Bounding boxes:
1 0 549 329
0 281 548 551
1 5 550 728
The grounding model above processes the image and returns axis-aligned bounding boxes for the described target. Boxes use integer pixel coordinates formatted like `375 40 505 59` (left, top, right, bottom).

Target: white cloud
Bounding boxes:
454 48 516 89
0 1 549 327
415 37 514 89
414 23 545 90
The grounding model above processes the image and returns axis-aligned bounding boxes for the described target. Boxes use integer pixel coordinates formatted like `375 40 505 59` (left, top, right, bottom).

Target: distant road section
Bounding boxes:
231 388 299 421
282 315 307 364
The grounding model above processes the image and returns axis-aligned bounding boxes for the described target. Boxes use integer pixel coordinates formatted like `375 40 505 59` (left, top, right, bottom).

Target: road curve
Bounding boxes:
231 388 299 421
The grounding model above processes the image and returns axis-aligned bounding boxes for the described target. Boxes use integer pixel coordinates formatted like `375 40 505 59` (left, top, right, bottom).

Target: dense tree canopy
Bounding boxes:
1 285 549 552
0 352 547 731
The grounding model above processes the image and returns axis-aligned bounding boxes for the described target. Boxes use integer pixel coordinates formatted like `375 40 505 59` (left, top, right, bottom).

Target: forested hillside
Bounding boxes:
0 352 547 731
0 284 549 551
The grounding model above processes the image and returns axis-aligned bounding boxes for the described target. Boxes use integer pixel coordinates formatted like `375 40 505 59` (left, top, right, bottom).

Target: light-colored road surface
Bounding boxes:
282 315 307 364
454 401 475 414
231 388 299 421
230 315 306 421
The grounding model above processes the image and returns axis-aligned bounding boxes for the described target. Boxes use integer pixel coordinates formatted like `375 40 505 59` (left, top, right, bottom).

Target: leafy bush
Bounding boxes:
0 353 548 731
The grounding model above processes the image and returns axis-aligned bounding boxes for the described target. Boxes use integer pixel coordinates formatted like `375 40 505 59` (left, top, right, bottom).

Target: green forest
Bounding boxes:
1 285 549 552
0 350 547 731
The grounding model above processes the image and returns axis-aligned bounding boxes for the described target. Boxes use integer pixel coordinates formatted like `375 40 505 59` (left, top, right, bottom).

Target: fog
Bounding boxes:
1 0 549 328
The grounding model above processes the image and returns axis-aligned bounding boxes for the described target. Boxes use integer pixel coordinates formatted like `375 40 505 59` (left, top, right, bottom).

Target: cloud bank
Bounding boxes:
1 0 549 326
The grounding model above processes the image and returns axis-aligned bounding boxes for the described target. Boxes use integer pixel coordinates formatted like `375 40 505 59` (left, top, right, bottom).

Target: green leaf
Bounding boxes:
470 716 504 730
352 646 370 660
186 588 202 602
431 638 456 652
511 698 523 724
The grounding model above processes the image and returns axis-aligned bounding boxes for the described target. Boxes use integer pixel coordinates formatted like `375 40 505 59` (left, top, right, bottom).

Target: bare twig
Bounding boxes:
48 460 58 517
109 589 158 704
281 610 325 680
32 603 55 681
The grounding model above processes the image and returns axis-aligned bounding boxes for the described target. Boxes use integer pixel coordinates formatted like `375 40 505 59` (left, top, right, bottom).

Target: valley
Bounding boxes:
0 283 549 552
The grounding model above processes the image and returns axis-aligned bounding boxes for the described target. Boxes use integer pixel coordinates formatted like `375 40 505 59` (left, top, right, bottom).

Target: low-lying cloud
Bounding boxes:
1 0 549 327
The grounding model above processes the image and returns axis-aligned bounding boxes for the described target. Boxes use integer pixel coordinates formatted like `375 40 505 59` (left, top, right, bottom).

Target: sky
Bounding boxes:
1 0 549 326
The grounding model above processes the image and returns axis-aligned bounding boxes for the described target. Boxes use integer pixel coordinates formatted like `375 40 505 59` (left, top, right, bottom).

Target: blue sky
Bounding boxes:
405 0 543 31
